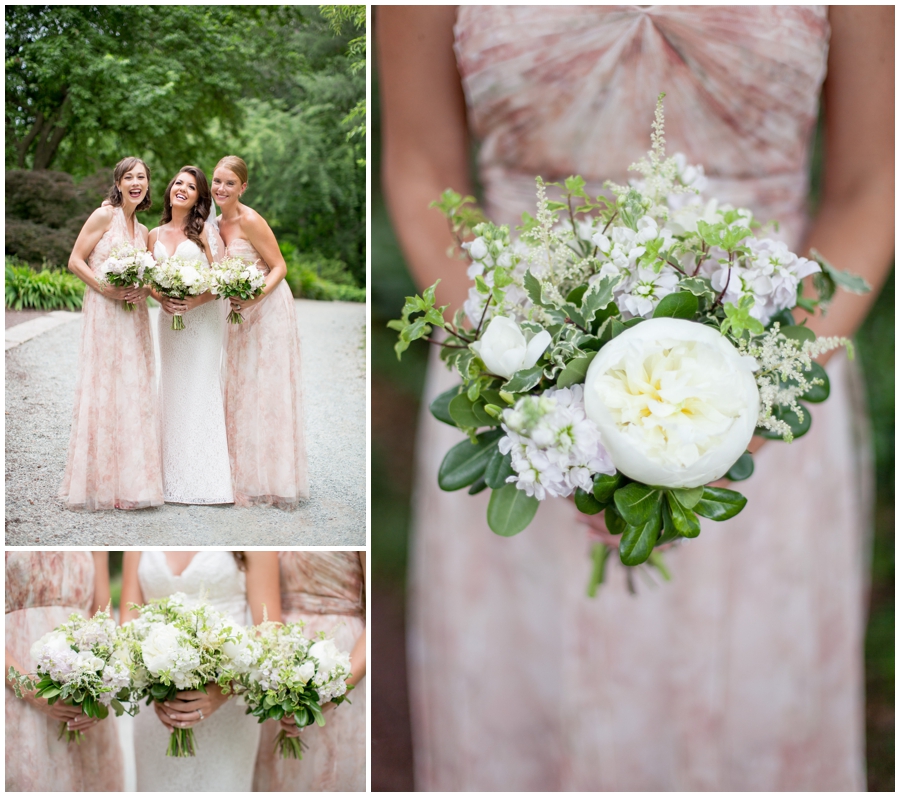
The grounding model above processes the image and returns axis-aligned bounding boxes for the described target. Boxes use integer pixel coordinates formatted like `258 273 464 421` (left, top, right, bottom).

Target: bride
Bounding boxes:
120 551 281 792
148 166 233 505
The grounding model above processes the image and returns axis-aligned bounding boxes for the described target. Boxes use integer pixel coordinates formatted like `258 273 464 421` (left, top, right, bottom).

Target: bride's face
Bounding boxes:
169 172 199 211
118 165 149 206
212 167 246 208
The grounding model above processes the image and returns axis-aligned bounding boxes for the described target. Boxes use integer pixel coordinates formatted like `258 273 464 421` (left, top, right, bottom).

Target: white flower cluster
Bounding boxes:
148 253 214 299
210 256 267 298
461 228 531 326
499 384 616 500
101 242 155 284
27 611 131 706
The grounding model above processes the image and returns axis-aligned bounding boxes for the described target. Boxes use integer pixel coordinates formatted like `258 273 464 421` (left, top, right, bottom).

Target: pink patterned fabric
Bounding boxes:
5 552 124 791
59 206 164 510
223 239 309 507
408 6 870 791
253 552 365 792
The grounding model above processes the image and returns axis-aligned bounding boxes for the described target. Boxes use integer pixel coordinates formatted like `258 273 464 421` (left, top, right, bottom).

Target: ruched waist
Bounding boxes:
282 593 364 617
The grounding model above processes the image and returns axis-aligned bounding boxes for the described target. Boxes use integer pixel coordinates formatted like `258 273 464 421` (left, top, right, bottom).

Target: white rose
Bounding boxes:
180 265 201 287
584 318 759 488
470 316 552 380
141 623 183 676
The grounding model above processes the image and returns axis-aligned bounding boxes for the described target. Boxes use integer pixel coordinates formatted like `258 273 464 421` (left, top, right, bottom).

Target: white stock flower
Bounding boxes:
584 318 759 488
470 316 551 379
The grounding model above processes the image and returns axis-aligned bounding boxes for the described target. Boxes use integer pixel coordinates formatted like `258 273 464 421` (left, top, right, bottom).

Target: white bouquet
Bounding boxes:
390 94 869 593
101 242 154 311
121 594 257 757
147 253 214 330
210 256 267 324
7 609 139 743
240 621 352 760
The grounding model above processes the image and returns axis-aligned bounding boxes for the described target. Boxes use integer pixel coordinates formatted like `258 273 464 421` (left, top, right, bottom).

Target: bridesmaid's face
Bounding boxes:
212 167 246 208
117 165 149 206
169 172 199 211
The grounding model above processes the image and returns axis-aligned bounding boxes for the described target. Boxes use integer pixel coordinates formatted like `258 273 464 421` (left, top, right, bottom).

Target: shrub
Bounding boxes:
5 259 85 311
281 244 365 303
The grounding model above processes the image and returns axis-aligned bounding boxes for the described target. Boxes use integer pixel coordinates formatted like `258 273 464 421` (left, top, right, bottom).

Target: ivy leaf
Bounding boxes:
503 365 544 393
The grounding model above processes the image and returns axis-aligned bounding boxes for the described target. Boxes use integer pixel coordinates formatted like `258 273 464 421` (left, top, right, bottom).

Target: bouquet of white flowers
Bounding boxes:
121 594 257 757
240 621 352 760
101 242 154 311
147 253 214 330
210 256 267 324
7 609 138 743
390 94 869 594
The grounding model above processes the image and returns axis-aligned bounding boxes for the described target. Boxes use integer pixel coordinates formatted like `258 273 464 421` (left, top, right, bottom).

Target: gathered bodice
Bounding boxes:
88 206 145 278
226 238 270 275
153 238 208 265
454 5 830 245
5 552 94 614
138 552 248 625
278 552 364 617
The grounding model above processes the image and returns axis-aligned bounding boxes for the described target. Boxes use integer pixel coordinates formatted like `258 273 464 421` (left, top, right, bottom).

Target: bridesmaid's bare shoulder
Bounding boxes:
238 204 273 236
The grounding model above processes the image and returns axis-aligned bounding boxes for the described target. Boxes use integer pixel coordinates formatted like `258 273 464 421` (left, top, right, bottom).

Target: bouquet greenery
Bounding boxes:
147 254 214 330
100 242 154 311
390 94 869 593
210 256 267 324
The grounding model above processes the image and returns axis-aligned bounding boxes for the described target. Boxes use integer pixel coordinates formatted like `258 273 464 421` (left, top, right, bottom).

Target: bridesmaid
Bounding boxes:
253 552 366 792
5 551 124 791
212 156 309 507
60 157 164 510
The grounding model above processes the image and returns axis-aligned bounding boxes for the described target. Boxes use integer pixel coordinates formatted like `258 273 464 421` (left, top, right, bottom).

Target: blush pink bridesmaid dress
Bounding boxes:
5 552 124 791
253 552 365 791
223 239 309 507
408 6 870 791
59 205 164 510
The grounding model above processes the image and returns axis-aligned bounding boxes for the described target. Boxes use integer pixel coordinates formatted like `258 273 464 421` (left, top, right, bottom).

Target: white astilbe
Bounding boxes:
739 325 849 441
499 384 615 500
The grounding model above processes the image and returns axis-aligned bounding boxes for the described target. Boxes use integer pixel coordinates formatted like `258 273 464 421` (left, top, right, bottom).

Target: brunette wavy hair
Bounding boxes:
160 165 211 249
107 157 152 212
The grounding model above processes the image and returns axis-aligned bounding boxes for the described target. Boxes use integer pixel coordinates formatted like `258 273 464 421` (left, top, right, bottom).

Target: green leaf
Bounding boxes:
555 352 597 389
468 476 488 495
694 486 748 521
592 472 622 504
756 404 812 440
665 493 701 537
503 365 544 393
448 393 496 429
604 504 627 535
437 429 503 491
670 485 704 509
799 362 830 403
484 448 514 490
574 487 604 515
487 484 540 536
619 508 662 566
725 452 754 481
38 685 61 699
431 389 464 425
657 502 680 545
810 249 871 295
766 308 795 328
613 483 661 527
652 291 698 320
779 325 816 344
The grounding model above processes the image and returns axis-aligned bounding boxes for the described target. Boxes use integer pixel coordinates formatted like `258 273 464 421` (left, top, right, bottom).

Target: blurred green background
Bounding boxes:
370 36 894 793
5 5 365 305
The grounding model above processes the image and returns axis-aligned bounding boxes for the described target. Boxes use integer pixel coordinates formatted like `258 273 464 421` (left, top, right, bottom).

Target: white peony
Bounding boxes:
470 316 551 380
141 623 185 675
308 639 350 680
179 265 201 287
584 318 759 488
30 630 71 665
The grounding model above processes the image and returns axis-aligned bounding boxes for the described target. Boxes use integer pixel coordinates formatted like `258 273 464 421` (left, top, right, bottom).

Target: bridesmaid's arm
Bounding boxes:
799 6 894 354
5 649 91 728
231 210 288 309
68 206 131 298
379 6 475 316
91 551 111 613
244 552 282 625
119 552 145 623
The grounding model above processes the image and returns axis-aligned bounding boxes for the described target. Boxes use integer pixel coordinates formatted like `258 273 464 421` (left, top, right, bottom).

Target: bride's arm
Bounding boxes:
379 6 475 316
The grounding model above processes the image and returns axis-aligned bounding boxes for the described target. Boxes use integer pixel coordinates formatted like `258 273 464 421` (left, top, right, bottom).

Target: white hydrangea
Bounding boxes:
499 384 615 500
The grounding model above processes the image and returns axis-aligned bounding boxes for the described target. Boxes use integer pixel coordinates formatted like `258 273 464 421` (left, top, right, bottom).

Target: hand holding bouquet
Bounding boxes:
101 242 154 311
147 254 214 330
241 621 352 760
120 594 256 756
390 93 869 593
210 256 267 324
7 609 137 743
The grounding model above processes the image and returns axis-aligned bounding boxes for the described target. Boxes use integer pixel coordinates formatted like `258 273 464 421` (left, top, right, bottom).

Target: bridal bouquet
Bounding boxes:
121 594 257 757
210 256 267 324
390 94 869 593
101 242 154 311
7 609 138 743
147 254 214 330
240 621 352 760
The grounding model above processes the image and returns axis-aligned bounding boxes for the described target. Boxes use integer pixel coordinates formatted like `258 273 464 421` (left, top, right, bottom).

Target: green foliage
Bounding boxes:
283 249 365 303
5 259 85 310
487 483 540 537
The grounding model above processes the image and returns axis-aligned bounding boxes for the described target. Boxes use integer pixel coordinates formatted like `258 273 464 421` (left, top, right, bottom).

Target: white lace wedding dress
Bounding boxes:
155 225 234 504
132 551 261 792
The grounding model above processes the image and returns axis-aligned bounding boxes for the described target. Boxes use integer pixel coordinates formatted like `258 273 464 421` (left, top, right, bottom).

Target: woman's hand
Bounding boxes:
25 692 101 733
278 701 337 738
229 291 266 313
154 683 230 731
182 293 214 312
159 295 188 316
98 283 135 301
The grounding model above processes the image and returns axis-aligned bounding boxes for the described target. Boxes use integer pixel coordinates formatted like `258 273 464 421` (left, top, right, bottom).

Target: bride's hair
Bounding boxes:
108 157 152 212
160 165 211 249
231 552 246 571
215 155 248 186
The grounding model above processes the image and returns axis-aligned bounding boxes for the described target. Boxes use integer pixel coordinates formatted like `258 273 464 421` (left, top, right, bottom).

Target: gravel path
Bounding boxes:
6 300 366 545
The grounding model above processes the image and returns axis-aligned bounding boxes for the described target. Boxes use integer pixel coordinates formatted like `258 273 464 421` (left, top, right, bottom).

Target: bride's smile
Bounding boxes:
170 175 198 209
